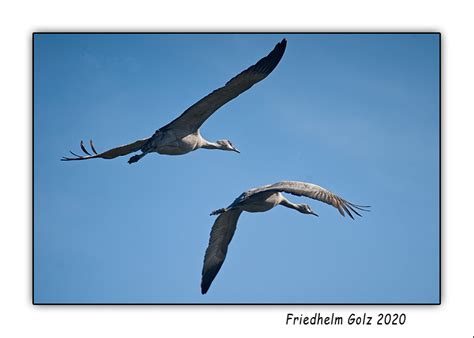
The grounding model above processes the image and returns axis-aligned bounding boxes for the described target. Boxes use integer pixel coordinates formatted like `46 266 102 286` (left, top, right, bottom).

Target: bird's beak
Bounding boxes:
232 147 240 154
310 211 319 217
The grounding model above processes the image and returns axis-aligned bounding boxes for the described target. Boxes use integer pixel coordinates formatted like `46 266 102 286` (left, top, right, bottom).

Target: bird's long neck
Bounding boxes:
279 197 305 213
200 138 224 150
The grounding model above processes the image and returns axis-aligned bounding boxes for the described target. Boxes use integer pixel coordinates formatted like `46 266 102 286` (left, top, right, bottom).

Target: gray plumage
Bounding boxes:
201 181 369 294
61 39 287 164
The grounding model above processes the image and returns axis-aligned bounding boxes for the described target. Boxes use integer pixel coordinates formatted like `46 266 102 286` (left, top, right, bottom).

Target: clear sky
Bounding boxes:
34 33 439 304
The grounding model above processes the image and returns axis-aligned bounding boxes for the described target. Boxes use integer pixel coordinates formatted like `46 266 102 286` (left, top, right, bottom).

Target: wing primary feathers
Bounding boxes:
337 204 346 216
345 203 362 217
340 203 354 219
232 38 287 82
80 140 92 156
62 138 149 161
89 140 98 155
348 202 371 211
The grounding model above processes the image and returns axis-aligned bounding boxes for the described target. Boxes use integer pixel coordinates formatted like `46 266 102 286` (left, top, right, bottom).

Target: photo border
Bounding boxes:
32 32 442 305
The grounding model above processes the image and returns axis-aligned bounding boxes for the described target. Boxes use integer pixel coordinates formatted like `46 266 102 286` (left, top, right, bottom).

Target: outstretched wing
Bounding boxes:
201 209 243 294
61 138 149 161
160 39 287 137
249 181 370 219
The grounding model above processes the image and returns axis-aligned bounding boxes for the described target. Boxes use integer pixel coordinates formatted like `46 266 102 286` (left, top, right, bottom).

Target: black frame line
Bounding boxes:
32 32 442 306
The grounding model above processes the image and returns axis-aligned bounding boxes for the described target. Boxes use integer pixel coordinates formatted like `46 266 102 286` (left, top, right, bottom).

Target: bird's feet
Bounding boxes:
128 155 142 164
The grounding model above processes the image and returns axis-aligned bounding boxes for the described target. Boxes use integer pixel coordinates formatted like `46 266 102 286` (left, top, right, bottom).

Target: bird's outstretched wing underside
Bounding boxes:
160 39 287 137
201 209 242 294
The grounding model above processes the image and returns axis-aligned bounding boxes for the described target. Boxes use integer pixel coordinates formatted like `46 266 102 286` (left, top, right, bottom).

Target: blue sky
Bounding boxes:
34 33 439 303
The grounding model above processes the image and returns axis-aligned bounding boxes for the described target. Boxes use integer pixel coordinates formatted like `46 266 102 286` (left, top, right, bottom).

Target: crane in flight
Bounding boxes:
201 181 369 294
61 39 287 164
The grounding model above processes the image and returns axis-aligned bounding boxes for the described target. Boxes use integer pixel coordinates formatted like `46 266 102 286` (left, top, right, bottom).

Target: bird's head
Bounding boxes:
298 204 319 216
216 139 240 153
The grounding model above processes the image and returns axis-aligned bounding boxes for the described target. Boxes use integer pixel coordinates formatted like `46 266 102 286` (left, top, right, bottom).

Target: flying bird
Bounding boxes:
201 181 369 294
61 39 287 164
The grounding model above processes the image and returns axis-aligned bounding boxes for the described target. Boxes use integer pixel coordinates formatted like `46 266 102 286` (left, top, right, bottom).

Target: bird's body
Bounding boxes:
143 130 202 156
61 39 287 164
201 181 370 294
153 133 199 156
227 191 284 213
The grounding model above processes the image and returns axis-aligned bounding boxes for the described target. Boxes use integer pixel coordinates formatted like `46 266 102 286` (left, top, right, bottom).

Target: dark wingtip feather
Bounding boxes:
340 203 354 219
335 203 345 217
346 204 362 217
250 38 287 75
339 200 370 219
69 151 81 158
346 201 371 212
223 38 287 87
353 204 371 210
80 140 92 156
89 140 98 155
201 266 219 295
